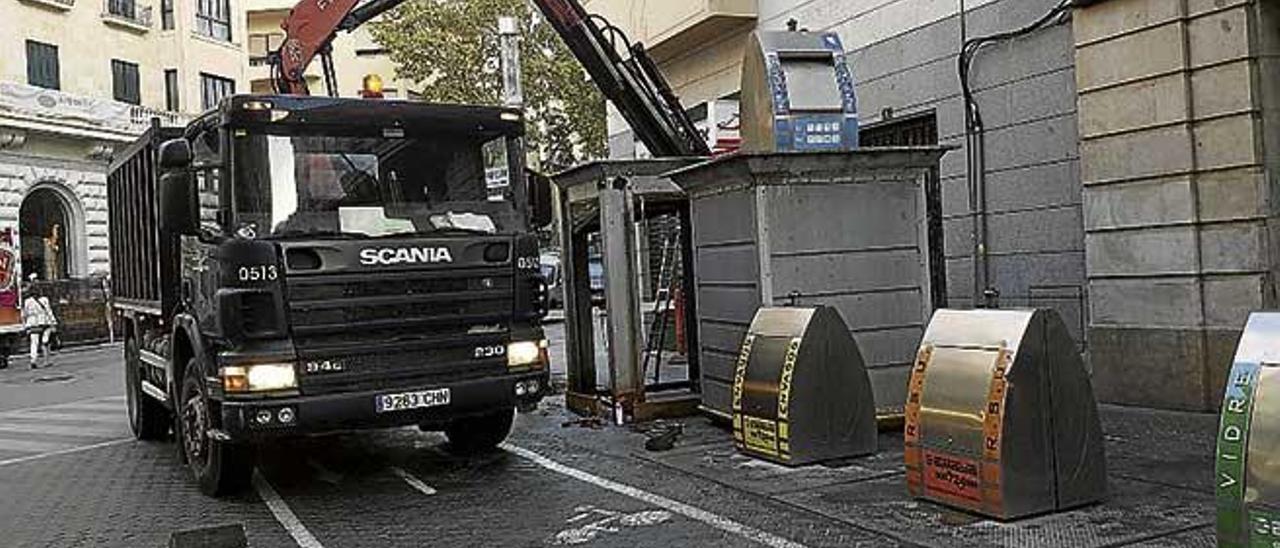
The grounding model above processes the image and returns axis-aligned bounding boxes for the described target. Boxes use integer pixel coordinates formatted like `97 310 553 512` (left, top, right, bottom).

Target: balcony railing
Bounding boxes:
101 0 152 30
20 0 76 11
0 82 191 137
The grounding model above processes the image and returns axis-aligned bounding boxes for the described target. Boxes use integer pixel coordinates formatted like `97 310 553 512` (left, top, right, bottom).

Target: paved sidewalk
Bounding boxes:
0 345 124 412
528 398 1219 547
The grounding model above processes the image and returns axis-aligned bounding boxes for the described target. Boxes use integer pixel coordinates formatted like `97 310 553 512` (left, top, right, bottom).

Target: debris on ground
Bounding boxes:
643 423 683 452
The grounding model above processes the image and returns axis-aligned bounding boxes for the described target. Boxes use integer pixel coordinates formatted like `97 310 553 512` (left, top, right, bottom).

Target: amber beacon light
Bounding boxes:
361 73 385 99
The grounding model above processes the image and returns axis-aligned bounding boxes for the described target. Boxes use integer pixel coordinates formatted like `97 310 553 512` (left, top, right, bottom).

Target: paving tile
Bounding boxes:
777 475 1212 548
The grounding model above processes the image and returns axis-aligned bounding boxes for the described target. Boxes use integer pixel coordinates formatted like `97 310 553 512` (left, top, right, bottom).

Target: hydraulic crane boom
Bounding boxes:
270 0 710 157
535 0 709 157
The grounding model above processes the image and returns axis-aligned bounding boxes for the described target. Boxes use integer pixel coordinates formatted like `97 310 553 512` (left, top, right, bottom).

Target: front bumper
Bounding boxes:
218 371 548 441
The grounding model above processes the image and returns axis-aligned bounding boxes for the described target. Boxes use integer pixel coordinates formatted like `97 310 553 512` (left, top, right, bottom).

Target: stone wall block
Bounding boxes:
1085 226 1199 276
1083 177 1194 230
1088 277 1202 328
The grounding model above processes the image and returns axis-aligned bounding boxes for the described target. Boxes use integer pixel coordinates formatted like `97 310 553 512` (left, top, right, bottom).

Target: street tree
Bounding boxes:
370 0 607 171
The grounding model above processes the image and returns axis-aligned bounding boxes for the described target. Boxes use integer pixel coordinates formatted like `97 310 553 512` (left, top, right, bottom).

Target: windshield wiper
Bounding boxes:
421 226 499 236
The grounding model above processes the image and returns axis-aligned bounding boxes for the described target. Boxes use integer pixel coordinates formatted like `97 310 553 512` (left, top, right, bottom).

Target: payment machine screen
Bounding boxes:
780 59 842 111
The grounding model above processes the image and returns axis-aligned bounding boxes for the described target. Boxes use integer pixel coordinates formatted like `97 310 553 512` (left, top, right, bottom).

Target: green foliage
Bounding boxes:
370 0 607 170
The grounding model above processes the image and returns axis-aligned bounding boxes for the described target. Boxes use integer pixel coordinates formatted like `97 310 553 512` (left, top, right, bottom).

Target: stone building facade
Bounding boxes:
2 0 247 281
591 0 1280 411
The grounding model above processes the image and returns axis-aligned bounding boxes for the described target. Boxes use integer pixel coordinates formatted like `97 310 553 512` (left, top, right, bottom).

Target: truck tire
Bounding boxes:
444 408 515 455
179 358 252 496
125 338 169 440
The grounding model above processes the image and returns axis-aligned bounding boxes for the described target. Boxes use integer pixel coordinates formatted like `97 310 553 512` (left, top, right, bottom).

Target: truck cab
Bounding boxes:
109 95 553 496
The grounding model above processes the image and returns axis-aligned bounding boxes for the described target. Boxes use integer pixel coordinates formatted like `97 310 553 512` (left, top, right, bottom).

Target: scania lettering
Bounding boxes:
359 247 454 266
108 96 554 496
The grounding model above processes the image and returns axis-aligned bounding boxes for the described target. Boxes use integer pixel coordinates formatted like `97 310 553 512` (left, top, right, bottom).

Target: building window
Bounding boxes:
200 73 234 110
248 33 283 66
165 69 179 111
106 0 137 20
161 0 174 29
25 40 60 90
195 0 232 41
112 60 141 105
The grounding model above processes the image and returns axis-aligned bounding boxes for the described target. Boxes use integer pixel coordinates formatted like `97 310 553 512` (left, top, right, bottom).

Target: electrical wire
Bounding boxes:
582 11 707 156
959 0 1073 133
958 0 1074 308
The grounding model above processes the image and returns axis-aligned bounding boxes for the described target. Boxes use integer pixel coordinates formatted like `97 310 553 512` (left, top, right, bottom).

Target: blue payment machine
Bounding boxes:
740 30 859 153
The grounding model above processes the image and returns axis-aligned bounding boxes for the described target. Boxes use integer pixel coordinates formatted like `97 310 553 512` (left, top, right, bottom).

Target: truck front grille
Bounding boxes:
284 267 514 394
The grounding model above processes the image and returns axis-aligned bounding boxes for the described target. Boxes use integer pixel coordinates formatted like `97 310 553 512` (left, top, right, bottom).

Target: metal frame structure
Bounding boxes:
552 159 704 422
667 148 949 424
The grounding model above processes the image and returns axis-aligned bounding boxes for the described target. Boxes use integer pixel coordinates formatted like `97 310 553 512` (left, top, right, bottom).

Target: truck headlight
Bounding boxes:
221 363 297 393
508 340 548 368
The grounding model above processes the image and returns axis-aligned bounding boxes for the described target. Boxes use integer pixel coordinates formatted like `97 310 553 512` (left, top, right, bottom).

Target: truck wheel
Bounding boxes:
125 338 169 440
179 359 252 496
445 408 515 455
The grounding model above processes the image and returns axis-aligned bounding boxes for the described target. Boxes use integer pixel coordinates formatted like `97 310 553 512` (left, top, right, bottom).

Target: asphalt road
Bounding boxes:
0 334 872 548
0 329 1223 548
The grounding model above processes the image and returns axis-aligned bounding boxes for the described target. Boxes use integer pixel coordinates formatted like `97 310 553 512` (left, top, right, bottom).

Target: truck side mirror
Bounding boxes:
159 171 197 236
158 138 192 169
528 169 554 229
157 139 197 235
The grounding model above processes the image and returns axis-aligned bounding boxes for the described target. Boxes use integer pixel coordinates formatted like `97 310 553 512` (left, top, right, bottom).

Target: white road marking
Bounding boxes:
253 471 326 548
0 437 81 453
0 394 124 415
3 411 124 423
0 438 133 467
0 422 128 438
553 505 672 546
53 402 126 413
0 395 134 465
501 443 809 548
389 466 437 495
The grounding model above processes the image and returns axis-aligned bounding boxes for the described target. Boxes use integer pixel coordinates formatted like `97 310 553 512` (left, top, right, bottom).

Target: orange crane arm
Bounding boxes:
270 0 709 156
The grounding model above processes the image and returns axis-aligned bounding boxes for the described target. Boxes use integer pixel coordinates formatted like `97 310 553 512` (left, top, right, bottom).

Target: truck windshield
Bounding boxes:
231 132 518 239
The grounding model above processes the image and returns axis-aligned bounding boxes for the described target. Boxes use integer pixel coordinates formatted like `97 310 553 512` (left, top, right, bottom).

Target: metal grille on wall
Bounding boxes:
860 112 938 147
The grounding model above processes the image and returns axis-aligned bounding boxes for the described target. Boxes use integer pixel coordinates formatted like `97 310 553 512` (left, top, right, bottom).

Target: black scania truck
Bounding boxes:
108 95 552 496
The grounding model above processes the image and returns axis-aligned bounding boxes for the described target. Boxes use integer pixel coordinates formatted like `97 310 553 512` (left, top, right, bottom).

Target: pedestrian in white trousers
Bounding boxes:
22 292 56 369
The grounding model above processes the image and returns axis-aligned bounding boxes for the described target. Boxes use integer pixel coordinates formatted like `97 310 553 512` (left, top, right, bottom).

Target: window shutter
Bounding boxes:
126 63 140 105
26 41 60 90
111 60 141 105
165 69 179 111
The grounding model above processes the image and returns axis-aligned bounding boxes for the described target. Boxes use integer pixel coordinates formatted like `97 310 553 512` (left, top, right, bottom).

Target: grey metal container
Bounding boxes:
666 148 948 420
732 305 877 465
906 308 1108 520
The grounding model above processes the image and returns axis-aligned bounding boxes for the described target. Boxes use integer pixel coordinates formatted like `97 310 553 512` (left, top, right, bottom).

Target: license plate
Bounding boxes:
375 388 451 413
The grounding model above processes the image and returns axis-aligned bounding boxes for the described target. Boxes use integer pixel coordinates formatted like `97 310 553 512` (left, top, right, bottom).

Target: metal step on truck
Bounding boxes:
108 95 554 496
